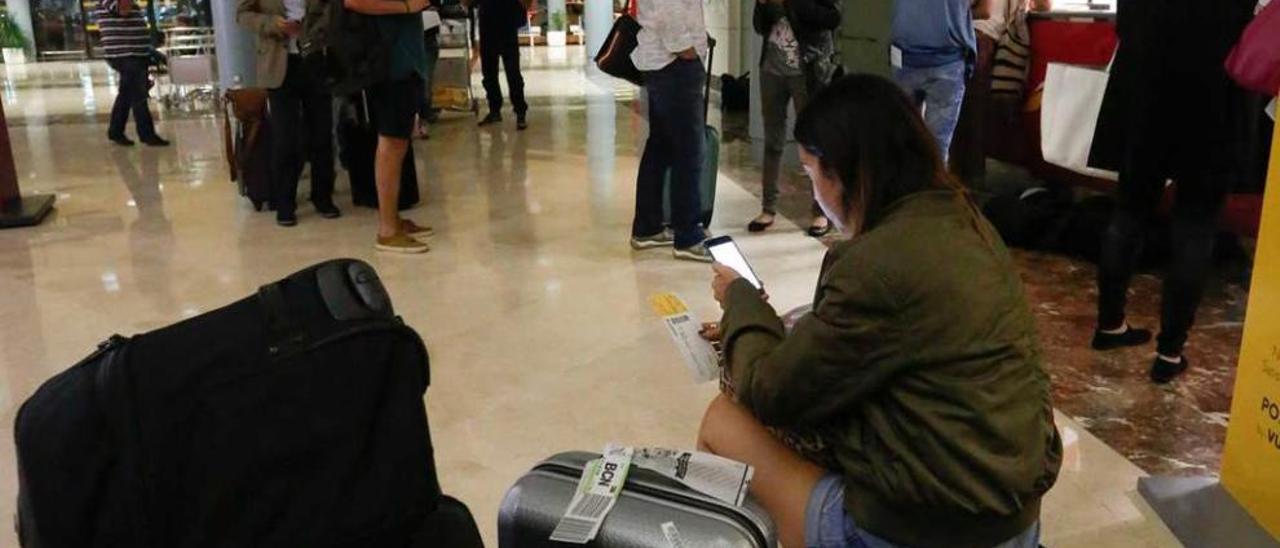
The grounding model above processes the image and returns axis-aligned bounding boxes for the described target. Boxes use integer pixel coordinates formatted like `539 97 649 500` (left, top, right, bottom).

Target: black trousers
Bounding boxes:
1097 165 1227 357
479 27 527 115
267 55 335 214
107 57 159 140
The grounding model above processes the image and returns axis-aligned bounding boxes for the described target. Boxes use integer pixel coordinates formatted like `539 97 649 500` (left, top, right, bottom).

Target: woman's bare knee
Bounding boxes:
697 393 738 454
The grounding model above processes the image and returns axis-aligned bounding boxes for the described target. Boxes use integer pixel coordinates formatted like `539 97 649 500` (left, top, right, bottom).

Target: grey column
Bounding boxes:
583 0 612 59
211 0 257 89
7 0 36 57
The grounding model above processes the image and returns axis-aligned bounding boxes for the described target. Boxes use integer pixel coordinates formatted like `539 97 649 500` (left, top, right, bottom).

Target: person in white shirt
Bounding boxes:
628 0 714 262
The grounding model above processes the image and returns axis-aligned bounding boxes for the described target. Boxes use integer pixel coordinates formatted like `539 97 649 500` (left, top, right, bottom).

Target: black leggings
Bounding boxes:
1097 166 1226 356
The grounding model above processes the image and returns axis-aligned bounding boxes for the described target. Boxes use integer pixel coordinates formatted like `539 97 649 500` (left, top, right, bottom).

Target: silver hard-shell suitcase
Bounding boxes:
498 451 778 547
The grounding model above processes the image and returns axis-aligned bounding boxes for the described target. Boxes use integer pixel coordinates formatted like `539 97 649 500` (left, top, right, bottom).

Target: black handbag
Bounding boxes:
593 0 644 85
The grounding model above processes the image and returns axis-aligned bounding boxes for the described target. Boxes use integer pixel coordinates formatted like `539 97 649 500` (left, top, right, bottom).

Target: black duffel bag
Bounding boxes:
14 259 476 548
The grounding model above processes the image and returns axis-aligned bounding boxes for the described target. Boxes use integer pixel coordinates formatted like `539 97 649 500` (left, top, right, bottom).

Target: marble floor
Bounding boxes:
0 50 1189 546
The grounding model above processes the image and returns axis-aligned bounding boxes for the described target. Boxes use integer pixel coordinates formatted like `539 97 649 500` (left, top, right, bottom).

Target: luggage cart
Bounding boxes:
156 26 218 112
433 7 480 115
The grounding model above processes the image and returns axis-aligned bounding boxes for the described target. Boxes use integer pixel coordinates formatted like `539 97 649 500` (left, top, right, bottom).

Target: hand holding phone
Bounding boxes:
705 236 763 290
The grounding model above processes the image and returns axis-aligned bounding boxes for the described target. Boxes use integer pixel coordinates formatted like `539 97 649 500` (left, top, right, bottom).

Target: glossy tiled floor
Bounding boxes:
1 51 1181 546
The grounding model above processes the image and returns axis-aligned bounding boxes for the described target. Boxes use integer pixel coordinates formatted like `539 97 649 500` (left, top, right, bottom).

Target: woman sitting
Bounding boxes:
698 74 1062 548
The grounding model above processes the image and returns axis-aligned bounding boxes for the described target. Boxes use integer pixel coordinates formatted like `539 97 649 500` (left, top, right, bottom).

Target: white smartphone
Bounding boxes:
704 236 763 290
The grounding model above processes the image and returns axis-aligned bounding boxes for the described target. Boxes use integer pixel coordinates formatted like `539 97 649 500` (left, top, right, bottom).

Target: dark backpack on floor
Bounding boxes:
14 259 474 548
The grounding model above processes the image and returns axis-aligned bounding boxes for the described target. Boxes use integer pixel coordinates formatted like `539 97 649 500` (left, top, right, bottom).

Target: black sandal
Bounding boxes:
807 221 832 238
747 215 775 233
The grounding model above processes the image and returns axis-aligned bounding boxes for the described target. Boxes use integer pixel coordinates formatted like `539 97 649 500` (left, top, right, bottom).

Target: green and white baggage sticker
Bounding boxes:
549 444 635 544
649 293 719 384
634 447 754 506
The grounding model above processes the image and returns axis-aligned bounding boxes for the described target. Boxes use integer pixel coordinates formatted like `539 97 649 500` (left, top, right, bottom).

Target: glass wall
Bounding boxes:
26 0 211 60
32 0 88 59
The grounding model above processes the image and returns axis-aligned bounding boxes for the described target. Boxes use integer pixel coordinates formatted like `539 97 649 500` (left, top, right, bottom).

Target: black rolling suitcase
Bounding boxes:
499 451 778 548
14 259 480 548
338 93 421 210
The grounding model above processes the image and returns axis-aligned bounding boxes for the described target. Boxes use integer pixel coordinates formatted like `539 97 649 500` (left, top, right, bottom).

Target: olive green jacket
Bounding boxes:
721 191 1062 548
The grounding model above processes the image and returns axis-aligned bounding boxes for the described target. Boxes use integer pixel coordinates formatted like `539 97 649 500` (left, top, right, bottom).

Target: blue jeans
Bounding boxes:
806 474 1042 548
894 60 967 161
633 58 706 249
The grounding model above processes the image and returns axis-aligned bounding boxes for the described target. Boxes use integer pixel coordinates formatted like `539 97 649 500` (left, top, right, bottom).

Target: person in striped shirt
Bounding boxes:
97 0 169 146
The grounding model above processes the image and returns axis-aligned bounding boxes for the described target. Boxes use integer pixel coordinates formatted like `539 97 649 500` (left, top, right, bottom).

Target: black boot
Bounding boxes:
313 199 342 219
1091 325 1153 351
1150 355 1189 384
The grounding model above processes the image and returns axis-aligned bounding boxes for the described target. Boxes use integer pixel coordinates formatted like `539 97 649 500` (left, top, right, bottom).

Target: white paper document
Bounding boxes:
633 447 755 506
650 293 720 384
661 522 687 548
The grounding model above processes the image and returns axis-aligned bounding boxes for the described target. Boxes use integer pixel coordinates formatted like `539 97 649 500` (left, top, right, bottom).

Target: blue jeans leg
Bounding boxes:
894 61 966 161
633 58 706 248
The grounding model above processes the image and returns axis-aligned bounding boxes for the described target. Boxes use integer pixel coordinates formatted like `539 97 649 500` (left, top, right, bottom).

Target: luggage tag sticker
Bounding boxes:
661 522 687 548
634 448 755 507
549 445 635 544
649 293 720 384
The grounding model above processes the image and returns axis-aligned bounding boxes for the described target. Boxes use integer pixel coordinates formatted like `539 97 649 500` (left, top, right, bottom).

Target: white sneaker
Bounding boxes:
630 229 675 250
673 244 713 263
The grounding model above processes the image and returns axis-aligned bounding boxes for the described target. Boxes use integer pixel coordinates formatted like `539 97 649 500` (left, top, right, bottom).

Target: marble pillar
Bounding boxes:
211 0 257 89
583 0 611 59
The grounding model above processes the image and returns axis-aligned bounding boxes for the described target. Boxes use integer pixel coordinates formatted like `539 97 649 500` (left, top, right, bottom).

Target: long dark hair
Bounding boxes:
794 74 985 237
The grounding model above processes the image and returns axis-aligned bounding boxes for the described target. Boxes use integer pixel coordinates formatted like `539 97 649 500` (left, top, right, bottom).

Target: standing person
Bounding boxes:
237 0 341 227
890 0 980 158
414 5 443 139
629 0 712 262
96 0 169 147
1089 0 1256 383
748 0 840 237
344 0 434 254
950 0 1001 181
470 0 531 130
